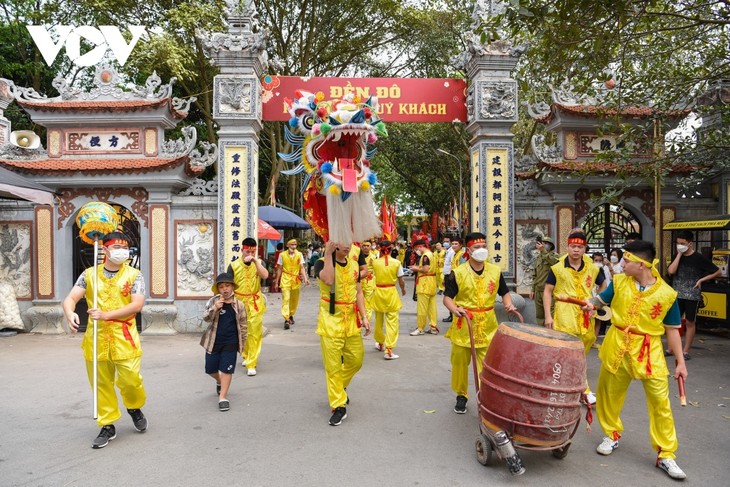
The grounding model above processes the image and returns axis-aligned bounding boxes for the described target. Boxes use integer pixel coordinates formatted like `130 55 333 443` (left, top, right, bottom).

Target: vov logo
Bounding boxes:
27 25 146 67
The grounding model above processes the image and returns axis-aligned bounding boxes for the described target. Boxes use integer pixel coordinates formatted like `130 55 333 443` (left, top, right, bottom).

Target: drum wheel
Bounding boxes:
552 444 570 459
475 434 493 466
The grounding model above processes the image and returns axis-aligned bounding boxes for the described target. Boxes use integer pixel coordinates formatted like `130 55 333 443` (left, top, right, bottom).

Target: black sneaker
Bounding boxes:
329 406 347 426
289 316 295 325
127 408 148 432
454 395 467 414
442 315 453 323
92 424 116 449
284 319 290 330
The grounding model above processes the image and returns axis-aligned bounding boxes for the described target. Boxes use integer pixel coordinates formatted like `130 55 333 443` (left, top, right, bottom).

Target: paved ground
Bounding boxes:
1 277 729 486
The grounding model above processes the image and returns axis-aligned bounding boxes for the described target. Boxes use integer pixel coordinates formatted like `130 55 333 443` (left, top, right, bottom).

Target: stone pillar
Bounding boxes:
0 78 12 144
199 0 268 271
463 39 521 282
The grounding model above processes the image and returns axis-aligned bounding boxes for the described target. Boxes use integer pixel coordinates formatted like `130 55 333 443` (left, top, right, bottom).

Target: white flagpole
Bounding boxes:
92 237 99 420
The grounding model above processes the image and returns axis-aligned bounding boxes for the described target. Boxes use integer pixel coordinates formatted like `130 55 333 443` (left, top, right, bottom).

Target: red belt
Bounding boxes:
108 318 137 349
284 270 302 283
376 284 395 288
235 291 260 311
321 297 361 328
456 307 493 329
416 272 435 285
615 325 652 375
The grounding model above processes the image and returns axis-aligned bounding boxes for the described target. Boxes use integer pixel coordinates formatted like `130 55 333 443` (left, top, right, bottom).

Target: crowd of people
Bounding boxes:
60 227 722 480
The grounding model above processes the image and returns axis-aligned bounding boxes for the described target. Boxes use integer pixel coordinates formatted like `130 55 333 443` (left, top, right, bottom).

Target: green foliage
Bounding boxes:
479 0 730 188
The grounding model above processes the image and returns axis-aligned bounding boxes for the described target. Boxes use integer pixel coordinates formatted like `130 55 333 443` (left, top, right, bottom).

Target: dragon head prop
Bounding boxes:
279 90 387 244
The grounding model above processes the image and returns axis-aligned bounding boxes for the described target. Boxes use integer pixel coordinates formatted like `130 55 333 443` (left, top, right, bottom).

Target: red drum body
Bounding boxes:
478 322 586 446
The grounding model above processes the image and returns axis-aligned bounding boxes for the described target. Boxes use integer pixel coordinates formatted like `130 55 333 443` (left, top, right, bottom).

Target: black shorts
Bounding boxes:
205 343 238 374
677 298 700 321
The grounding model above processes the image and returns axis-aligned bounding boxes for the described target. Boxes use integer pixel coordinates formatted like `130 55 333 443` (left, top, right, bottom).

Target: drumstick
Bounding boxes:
555 295 587 306
675 359 687 406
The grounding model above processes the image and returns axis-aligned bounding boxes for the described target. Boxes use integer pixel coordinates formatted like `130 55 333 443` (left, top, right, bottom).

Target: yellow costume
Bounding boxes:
372 254 403 353
82 264 145 426
279 250 305 320
414 249 437 332
434 249 446 291
360 251 376 322
444 262 502 398
398 247 405 265
550 255 600 354
451 248 465 270
316 257 364 409
230 258 266 369
596 274 680 459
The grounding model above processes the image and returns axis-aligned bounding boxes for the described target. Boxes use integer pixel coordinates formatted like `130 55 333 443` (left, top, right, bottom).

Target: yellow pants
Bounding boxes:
363 290 374 322
596 357 678 459
243 313 263 368
451 344 486 398
416 293 437 330
374 311 399 350
85 356 146 427
320 335 364 409
281 287 301 320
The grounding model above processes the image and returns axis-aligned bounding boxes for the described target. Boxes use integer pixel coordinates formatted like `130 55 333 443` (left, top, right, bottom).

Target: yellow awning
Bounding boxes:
663 216 730 230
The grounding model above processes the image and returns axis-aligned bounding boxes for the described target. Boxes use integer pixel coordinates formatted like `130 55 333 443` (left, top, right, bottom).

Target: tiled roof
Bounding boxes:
537 160 694 174
16 98 187 118
0 155 195 175
535 103 689 124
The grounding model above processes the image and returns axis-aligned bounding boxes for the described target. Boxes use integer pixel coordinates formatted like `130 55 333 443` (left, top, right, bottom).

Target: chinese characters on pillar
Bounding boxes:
486 148 509 273
224 145 248 263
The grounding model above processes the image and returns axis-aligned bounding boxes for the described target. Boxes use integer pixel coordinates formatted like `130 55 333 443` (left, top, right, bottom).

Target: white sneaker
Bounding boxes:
247 368 257 376
409 329 424 336
585 392 597 405
596 437 619 455
384 351 399 360
241 359 247 366
657 458 686 480
374 343 383 352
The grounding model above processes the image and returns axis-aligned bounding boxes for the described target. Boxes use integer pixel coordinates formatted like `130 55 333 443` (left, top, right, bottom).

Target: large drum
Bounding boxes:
478 322 586 447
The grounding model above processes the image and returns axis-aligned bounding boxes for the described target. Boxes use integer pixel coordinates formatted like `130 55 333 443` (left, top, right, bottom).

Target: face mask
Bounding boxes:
676 244 689 254
471 248 489 262
442 242 450 249
594 262 603 267
610 256 619 264
415 249 422 256
108 248 130 264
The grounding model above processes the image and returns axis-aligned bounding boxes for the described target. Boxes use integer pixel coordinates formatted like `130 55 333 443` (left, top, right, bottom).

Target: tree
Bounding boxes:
478 0 730 192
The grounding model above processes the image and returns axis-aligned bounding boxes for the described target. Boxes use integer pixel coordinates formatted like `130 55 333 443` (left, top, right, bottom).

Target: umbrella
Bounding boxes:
258 218 281 240
258 205 311 229
0 166 55 205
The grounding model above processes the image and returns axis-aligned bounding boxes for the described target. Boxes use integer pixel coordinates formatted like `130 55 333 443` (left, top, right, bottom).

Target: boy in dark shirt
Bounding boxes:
200 273 248 411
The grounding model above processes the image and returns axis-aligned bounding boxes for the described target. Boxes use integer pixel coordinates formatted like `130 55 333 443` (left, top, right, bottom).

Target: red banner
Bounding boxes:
261 75 467 123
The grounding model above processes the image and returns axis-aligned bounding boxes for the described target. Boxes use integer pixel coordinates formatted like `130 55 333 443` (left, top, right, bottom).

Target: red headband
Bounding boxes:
567 237 587 246
104 239 128 247
241 245 256 250
466 238 486 247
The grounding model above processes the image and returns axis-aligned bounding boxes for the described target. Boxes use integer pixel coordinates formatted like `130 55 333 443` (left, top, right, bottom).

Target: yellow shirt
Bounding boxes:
452 248 465 269
82 264 142 361
279 251 304 290
551 255 600 337
444 263 502 348
316 257 362 338
372 254 403 312
230 258 266 318
415 250 437 295
598 274 678 379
